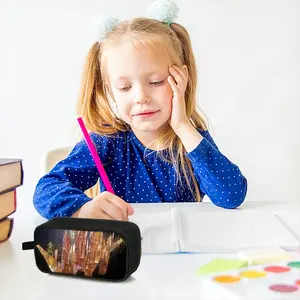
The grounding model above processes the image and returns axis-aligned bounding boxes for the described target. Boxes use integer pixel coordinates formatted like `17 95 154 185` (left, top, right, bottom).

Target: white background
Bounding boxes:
0 0 299 210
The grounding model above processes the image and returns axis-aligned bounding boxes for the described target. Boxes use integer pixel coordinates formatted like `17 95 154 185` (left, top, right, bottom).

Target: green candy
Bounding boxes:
287 261 300 268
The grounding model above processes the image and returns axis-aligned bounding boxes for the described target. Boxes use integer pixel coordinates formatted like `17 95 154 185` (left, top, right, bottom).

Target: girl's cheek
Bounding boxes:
117 104 132 121
165 94 173 109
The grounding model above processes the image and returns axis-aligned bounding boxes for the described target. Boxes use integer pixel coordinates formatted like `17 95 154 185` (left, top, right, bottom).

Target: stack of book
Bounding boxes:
0 159 23 243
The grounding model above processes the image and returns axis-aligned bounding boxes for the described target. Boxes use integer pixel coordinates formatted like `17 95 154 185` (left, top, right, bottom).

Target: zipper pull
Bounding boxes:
22 241 34 250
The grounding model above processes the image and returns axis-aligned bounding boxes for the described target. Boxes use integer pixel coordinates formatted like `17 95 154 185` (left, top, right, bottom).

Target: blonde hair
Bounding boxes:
77 18 208 201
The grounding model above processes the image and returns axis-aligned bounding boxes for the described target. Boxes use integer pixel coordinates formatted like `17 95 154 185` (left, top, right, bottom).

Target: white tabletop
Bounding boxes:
1 201 300 300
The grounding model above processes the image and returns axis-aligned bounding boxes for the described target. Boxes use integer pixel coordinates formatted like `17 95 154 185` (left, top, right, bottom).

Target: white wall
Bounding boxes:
1 0 299 211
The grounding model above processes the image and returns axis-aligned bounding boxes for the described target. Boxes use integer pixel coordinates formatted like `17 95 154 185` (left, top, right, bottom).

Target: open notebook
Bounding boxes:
129 208 300 254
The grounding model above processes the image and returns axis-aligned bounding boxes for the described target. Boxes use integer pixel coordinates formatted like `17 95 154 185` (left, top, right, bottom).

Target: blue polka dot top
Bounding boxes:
33 129 247 219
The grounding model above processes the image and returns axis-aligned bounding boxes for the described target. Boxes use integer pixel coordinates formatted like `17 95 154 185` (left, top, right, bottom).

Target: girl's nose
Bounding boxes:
134 86 150 104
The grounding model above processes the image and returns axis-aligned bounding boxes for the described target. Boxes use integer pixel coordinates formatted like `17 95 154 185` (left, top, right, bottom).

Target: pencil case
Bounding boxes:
22 217 141 282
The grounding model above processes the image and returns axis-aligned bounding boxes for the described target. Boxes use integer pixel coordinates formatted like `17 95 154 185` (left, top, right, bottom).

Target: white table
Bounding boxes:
1 201 300 300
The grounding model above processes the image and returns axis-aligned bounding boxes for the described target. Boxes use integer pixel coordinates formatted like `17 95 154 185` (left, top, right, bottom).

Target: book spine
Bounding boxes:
0 161 24 195
0 218 14 243
7 218 14 239
14 189 17 212
20 161 24 185
0 190 17 222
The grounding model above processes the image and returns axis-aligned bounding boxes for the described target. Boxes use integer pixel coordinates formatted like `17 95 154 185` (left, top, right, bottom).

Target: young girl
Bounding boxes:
33 0 247 220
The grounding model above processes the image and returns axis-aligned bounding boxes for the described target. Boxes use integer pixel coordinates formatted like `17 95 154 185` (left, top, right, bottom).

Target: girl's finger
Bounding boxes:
173 65 187 79
168 76 179 95
106 193 133 220
100 199 125 220
127 204 134 216
173 65 188 85
97 211 113 220
175 65 189 89
183 65 189 79
169 66 184 88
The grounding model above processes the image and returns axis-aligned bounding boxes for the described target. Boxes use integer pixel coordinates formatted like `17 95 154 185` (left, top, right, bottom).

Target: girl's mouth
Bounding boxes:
134 110 159 118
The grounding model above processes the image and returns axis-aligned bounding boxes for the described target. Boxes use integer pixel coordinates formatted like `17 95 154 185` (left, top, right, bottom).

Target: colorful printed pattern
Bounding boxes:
36 229 125 278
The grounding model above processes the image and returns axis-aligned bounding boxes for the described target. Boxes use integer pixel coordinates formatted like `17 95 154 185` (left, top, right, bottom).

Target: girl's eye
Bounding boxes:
118 80 164 91
119 86 131 91
150 80 164 85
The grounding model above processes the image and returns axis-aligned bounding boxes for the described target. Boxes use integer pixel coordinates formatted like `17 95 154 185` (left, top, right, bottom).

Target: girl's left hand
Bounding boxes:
168 65 190 132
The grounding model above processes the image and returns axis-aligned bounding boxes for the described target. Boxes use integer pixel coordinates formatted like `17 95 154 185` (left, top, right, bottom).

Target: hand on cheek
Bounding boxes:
167 65 190 132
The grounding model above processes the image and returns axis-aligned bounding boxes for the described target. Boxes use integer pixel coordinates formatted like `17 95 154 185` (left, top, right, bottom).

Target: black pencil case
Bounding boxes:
22 217 141 282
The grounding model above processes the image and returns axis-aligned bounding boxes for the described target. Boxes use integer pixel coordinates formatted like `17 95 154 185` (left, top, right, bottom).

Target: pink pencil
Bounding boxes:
77 117 115 194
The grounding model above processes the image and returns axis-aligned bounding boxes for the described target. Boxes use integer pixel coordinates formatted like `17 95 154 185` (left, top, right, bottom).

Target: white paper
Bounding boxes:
180 210 300 253
129 209 180 254
129 209 300 254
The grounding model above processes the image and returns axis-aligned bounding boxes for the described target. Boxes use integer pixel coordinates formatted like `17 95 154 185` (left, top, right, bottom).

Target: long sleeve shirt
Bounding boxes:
33 129 247 219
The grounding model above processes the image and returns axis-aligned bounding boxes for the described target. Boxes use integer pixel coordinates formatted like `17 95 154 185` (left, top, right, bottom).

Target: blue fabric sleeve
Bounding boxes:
185 130 247 209
33 133 114 219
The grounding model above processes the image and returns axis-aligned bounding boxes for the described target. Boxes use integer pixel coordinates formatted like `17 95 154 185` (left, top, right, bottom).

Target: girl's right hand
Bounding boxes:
72 191 134 221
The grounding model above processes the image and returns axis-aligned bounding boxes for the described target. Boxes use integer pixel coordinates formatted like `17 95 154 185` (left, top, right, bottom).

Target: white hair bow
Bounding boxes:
145 0 179 25
95 16 119 43
95 0 179 42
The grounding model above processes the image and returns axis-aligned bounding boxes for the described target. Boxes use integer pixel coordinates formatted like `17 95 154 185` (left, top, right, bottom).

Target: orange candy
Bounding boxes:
213 275 241 284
